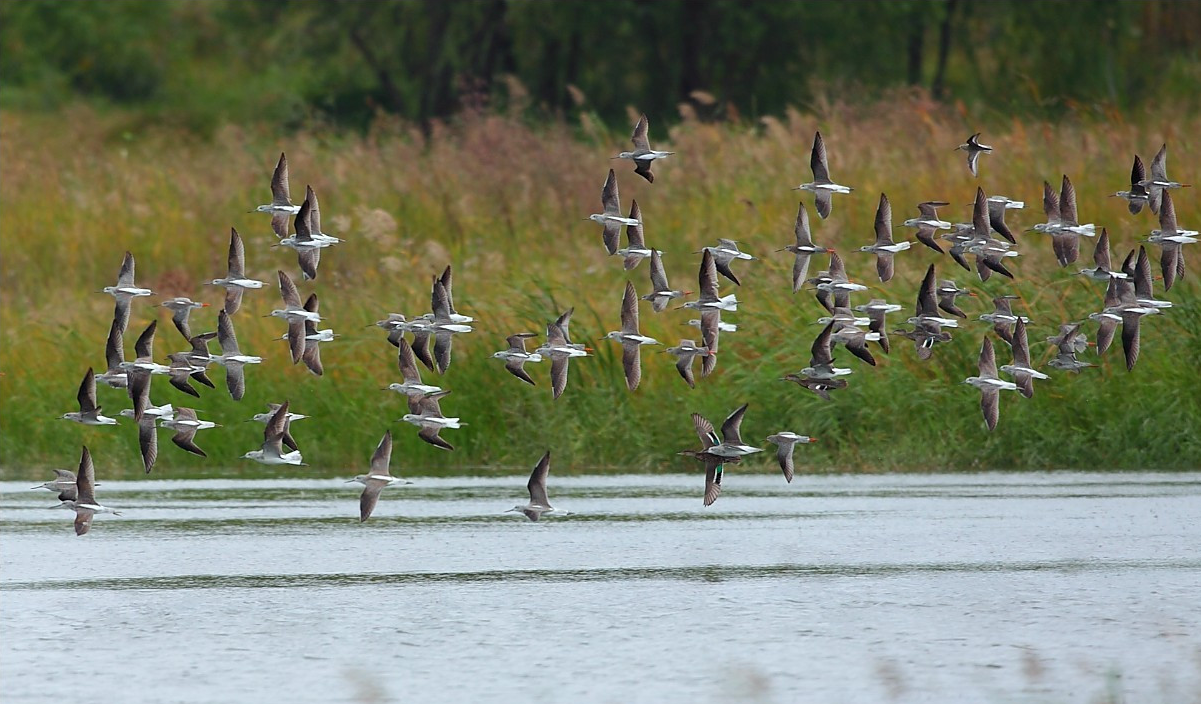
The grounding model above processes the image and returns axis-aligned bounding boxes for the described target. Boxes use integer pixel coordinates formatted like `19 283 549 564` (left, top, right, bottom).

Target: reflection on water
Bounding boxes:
2 472 1200 703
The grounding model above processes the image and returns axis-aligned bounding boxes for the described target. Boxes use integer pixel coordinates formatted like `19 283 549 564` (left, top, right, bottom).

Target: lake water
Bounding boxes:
2 472 1200 703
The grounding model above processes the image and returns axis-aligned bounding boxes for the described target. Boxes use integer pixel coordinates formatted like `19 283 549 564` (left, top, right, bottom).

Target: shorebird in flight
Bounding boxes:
588 169 640 255
120 321 170 422
253 152 301 237
903 201 952 253
161 407 218 458
1140 143 1191 215
613 114 674 183
1146 190 1195 291
506 451 563 521
616 201 656 270
664 339 712 389
492 333 543 386
794 131 853 219
1077 228 1127 281
702 239 756 287
347 430 411 522
95 318 129 389
270 270 320 365
778 202 831 292
766 432 817 483
385 337 444 400
61 367 117 426
159 297 209 340
642 249 689 312
963 337 1017 431
534 309 591 399
1112 154 1150 215
602 282 661 391
999 319 1049 399
210 310 262 401
858 193 910 282
209 228 267 315
57 446 121 535
401 393 461 451
978 295 1027 346
103 251 153 334
241 401 305 465
955 133 992 177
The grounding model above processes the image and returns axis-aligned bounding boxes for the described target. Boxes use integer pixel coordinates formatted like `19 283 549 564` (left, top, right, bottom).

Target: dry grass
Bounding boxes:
1 97 1198 478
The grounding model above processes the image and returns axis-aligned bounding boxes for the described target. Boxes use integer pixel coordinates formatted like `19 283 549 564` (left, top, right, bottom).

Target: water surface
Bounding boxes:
3 472 1200 703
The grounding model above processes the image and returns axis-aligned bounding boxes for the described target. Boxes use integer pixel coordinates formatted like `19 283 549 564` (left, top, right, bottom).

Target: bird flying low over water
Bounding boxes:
507 451 563 521
765 432 817 483
241 401 305 465
348 430 411 522
698 403 763 459
679 413 738 507
161 407 218 458
121 321 170 422
57 446 121 535
401 392 461 451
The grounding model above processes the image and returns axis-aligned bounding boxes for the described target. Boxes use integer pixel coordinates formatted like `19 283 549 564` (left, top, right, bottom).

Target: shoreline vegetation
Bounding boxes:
1 99 1198 480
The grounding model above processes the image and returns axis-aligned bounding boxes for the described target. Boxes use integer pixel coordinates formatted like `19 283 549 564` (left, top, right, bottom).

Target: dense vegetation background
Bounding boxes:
2 0 1199 130
1 1 1199 478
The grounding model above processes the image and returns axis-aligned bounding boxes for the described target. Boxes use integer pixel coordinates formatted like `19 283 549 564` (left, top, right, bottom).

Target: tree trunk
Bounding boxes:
907 8 926 86
932 0 958 99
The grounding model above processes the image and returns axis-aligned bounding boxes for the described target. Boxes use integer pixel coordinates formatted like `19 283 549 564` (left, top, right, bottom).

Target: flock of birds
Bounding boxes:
39 116 1194 531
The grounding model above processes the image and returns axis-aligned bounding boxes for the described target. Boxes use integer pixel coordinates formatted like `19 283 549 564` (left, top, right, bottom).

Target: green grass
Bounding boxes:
1 101 1199 479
